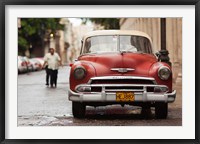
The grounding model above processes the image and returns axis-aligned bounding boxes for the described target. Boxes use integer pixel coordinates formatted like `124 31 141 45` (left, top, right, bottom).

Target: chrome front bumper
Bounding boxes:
68 84 176 103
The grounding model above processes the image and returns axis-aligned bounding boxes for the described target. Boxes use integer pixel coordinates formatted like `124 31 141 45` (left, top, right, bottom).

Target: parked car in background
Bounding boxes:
18 56 28 73
21 56 34 72
29 58 43 71
69 30 176 119
34 57 45 69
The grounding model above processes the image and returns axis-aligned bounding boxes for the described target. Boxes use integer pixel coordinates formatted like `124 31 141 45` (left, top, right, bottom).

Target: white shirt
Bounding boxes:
44 53 61 70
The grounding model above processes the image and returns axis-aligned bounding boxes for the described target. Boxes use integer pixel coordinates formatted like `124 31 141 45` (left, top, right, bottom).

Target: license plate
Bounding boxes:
116 92 135 102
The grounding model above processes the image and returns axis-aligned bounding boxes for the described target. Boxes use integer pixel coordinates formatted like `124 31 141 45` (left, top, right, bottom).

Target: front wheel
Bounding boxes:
155 102 168 119
72 102 86 118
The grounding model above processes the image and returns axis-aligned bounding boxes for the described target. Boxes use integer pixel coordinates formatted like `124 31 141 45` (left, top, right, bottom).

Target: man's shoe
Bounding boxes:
46 83 49 86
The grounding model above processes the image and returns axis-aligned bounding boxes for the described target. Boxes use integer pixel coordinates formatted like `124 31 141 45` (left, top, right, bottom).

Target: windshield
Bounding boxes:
83 35 152 54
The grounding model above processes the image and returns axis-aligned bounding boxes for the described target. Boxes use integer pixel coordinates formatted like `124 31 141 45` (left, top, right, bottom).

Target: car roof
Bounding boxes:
83 30 152 42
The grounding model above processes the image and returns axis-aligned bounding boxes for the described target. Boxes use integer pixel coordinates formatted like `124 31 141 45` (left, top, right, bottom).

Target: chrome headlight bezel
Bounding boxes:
74 66 86 80
158 66 171 80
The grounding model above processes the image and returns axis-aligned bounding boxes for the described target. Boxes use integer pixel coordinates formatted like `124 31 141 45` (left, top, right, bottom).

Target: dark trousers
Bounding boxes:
50 69 58 87
45 66 50 85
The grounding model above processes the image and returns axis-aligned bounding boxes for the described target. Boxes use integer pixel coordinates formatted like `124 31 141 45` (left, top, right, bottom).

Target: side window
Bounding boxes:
84 38 91 53
130 36 152 53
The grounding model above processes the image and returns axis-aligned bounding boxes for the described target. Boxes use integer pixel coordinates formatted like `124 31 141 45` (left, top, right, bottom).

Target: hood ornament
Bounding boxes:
111 68 135 73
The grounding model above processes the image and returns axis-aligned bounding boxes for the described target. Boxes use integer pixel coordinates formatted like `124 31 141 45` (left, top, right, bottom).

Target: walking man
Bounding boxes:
43 48 62 88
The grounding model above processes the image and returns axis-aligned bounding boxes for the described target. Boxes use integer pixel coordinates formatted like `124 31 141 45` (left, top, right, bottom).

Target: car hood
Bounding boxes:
78 52 157 77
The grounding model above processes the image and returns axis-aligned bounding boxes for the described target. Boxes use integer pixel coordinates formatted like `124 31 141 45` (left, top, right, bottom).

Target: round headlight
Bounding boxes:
74 66 86 80
158 66 171 80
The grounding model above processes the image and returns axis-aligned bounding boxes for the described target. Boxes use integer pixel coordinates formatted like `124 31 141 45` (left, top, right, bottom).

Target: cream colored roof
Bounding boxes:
83 30 152 42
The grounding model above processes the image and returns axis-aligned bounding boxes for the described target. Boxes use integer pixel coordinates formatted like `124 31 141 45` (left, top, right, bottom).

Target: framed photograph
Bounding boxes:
1 0 199 143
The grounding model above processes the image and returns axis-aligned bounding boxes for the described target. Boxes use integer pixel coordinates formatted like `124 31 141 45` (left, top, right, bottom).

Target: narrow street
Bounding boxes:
18 66 182 126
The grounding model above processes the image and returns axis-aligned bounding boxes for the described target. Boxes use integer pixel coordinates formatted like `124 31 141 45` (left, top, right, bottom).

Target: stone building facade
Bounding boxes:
45 18 73 65
71 24 93 61
48 19 94 64
120 18 182 83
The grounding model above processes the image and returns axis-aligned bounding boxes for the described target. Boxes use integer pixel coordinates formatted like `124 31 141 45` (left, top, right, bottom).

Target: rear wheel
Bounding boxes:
72 102 86 118
155 102 168 119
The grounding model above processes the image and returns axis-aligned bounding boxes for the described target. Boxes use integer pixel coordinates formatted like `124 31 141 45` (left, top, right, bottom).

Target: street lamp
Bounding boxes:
158 18 171 66
50 33 54 38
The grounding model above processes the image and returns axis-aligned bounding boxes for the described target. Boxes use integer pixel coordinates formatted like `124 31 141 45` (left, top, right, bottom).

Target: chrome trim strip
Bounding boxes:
77 84 165 88
104 89 145 92
111 68 135 73
88 76 156 84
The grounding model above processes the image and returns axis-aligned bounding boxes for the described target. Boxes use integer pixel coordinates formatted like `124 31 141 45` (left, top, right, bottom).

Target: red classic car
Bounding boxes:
69 30 176 119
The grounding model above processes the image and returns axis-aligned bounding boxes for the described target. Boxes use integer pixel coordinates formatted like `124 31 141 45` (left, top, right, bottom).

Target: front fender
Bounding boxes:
69 61 96 91
149 62 172 92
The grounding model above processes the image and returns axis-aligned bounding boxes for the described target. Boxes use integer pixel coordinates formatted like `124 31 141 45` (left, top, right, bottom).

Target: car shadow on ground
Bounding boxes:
84 106 156 120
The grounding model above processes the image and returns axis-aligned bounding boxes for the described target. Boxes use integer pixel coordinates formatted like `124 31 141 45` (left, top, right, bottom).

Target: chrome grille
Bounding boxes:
91 79 154 85
75 84 168 93
75 76 168 93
